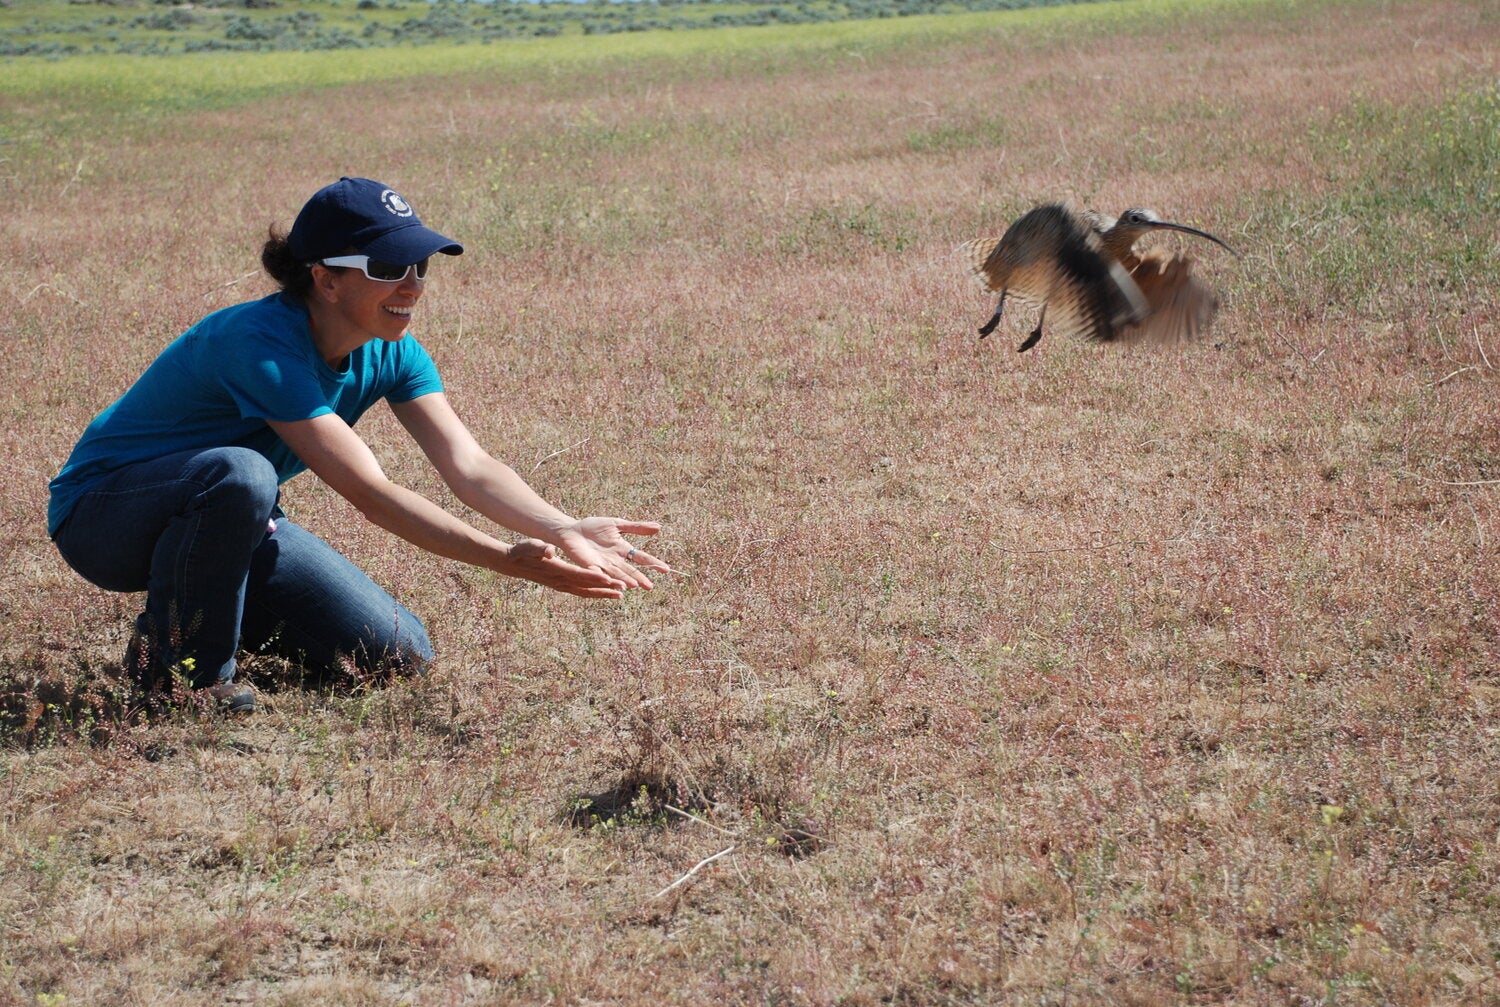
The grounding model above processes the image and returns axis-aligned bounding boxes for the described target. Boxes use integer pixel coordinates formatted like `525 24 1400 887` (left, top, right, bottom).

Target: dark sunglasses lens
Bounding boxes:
366 259 409 281
366 257 429 281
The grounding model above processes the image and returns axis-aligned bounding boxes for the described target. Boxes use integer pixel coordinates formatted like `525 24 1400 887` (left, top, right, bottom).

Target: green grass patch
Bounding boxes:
1342 85 1499 276
3 0 1313 123
1269 83 1500 316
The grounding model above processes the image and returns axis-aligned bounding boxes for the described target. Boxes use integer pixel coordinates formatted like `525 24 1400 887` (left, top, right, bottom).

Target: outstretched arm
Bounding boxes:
268 410 628 599
390 392 669 589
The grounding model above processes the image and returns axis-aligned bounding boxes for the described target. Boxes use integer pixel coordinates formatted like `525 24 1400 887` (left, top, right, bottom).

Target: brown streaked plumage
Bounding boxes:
960 203 1148 353
1084 207 1240 346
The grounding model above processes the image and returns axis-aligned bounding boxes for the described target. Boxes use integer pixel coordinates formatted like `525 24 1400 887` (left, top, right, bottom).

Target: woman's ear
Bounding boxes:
308 263 340 304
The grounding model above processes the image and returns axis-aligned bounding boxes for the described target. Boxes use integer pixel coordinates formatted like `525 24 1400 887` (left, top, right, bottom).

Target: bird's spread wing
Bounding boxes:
959 203 1092 298
1043 254 1147 344
957 237 1019 294
960 204 1146 342
1115 250 1218 344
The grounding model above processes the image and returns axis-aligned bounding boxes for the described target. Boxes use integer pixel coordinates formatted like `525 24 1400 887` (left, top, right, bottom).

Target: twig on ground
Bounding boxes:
1401 470 1500 488
59 157 88 198
652 845 736 900
1270 326 1320 367
997 537 1186 555
1461 495 1486 550
201 270 261 300
1433 366 1479 386
664 804 736 837
529 437 589 475
22 284 86 306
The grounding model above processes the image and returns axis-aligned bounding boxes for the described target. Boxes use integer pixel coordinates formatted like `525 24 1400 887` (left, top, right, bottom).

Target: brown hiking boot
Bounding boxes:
199 680 257 714
122 635 256 716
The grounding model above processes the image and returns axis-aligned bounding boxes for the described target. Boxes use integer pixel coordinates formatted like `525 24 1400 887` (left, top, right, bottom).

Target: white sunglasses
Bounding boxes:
318 255 430 282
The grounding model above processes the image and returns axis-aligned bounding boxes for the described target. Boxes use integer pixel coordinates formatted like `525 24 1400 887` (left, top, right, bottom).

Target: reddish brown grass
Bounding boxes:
4 0 1499 1003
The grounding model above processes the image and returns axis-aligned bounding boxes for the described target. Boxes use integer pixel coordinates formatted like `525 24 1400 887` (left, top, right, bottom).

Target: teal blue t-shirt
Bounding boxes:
47 292 443 536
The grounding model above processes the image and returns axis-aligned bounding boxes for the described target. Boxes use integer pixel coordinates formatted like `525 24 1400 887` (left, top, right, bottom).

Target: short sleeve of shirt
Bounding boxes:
211 308 443 422
384 336 443 404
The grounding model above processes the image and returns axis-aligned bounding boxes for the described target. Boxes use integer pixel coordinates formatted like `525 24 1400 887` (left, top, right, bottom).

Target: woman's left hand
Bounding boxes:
555 517 670 589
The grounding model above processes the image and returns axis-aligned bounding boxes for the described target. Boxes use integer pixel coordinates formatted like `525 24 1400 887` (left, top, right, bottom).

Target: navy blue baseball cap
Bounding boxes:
288 177 463 265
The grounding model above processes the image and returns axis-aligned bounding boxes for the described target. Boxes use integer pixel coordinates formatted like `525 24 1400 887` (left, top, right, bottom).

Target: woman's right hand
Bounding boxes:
498 539 627 599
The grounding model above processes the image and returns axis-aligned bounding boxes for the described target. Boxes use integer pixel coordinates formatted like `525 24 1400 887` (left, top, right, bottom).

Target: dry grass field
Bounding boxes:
3 0 1498 1002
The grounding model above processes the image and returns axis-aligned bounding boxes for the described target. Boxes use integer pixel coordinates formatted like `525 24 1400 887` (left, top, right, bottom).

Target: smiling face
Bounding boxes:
305 260 427 366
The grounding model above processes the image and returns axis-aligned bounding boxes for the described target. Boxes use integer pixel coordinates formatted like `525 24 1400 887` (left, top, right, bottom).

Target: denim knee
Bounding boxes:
369 607 434 675
191 447 279 525
52 446 280 596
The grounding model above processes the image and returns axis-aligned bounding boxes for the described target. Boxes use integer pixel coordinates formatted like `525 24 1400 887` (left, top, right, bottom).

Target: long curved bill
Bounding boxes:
1146 221 1240 258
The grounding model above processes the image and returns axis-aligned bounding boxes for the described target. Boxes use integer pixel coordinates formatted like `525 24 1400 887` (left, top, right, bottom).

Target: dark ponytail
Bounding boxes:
260 227 315 300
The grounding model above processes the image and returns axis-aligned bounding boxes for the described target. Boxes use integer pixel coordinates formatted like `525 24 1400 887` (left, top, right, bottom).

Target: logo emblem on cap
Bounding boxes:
380 189 414 218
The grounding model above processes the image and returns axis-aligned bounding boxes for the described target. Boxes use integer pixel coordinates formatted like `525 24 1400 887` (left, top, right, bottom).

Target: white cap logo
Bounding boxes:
381 189 414 218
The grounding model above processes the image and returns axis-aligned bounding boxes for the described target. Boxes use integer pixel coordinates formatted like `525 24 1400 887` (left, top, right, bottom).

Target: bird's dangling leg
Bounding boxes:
977 292 1007 338
1017 304 1046 353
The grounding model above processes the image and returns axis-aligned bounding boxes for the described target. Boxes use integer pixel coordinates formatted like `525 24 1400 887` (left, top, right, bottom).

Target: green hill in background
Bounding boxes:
1 0 1107 57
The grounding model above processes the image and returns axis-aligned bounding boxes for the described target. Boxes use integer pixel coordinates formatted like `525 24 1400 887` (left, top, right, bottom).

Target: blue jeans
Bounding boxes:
53 447 432 688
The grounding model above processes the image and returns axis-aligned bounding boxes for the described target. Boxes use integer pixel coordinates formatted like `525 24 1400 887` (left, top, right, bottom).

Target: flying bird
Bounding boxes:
960 203 1238 352
959 203 1144 353
1085 207 1240 345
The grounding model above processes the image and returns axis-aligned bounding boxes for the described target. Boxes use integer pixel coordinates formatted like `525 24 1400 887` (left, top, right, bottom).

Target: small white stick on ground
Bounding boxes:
652 845 736 900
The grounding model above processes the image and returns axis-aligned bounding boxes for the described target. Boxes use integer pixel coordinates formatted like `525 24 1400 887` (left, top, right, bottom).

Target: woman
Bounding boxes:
47 177 667 714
